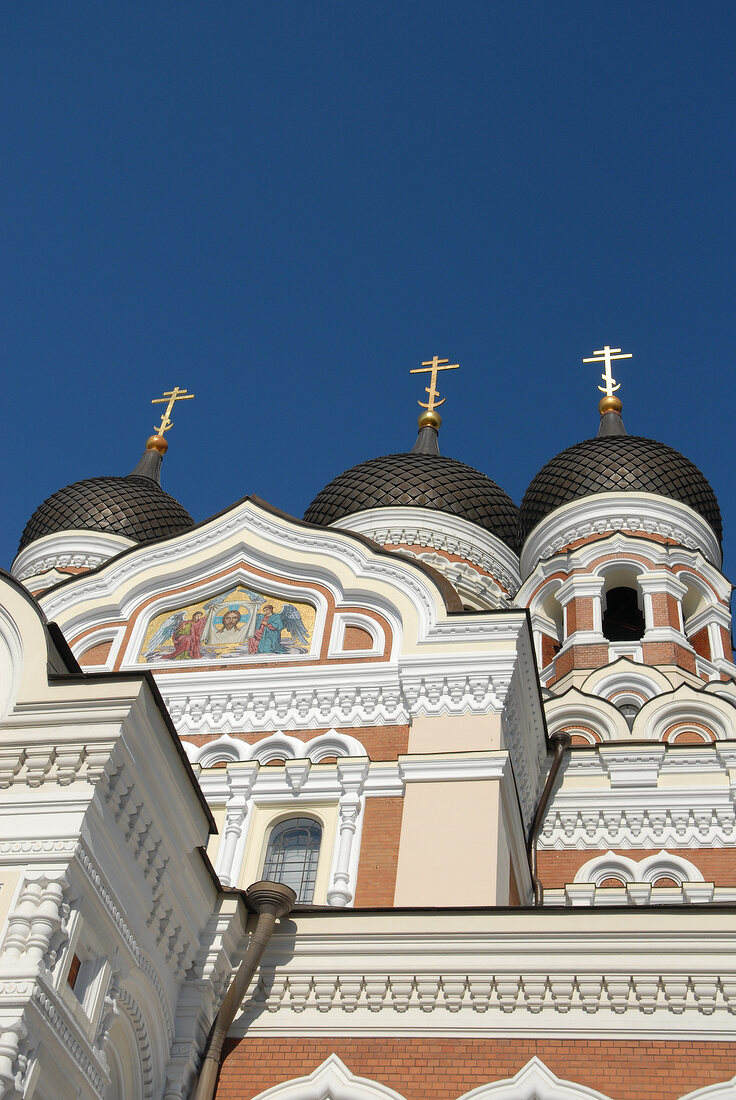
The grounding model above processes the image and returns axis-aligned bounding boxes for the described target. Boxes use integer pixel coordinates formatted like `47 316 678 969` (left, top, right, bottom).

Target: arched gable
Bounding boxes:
250 1054 407 1100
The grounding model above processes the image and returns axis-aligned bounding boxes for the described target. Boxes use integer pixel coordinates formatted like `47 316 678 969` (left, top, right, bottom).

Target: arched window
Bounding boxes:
602 586 644 642
262 817 322 903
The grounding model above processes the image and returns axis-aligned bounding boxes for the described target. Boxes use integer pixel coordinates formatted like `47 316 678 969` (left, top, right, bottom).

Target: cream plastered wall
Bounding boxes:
494 811 512 905
237 800 339 904
394 779 501 906
409 713 502 754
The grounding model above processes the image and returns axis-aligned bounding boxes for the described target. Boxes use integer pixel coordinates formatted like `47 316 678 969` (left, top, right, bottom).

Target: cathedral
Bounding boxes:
0 351 734 1100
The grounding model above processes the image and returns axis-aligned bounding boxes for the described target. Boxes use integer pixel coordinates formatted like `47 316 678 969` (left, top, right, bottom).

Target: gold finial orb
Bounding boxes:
146 434 169 454
418 409 442 431
598 395 623 416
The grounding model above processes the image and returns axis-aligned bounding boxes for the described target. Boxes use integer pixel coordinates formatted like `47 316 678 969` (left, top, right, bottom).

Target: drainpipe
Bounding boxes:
528 733 571 907
191 880 295 1100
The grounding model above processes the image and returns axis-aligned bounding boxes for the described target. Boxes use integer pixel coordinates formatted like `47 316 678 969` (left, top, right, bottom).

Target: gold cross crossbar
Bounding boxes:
410 356 460 411
151 387 195 435
582 345 632 397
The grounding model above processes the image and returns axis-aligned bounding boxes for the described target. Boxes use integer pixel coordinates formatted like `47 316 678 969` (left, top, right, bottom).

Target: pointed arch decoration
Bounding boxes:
457 1058 614 1099
249 1054 408 1100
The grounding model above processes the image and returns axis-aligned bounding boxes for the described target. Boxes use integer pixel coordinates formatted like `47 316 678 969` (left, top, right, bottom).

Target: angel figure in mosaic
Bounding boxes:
144 611 184 660
247 602 310 655
144 609 209 661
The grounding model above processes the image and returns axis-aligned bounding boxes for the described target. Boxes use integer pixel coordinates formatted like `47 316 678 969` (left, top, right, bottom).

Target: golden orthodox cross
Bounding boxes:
410 356 460 411
582 345 632 397
151 387 195 435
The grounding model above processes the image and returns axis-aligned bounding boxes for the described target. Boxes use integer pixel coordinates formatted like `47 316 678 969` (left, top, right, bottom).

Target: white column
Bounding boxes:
638 571 688 643
214 762 259 887
327 760 369 907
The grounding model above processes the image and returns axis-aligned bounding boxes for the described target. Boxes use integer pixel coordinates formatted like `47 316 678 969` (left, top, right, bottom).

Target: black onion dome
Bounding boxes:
519 434 722 546
305 444 520 552
18 445 194 553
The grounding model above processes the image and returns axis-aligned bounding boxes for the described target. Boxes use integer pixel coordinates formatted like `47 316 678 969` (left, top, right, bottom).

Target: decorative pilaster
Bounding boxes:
326 760 369 907
213 763 258 887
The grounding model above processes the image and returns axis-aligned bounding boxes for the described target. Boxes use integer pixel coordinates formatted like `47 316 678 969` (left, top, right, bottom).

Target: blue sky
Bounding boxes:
3 3 736 579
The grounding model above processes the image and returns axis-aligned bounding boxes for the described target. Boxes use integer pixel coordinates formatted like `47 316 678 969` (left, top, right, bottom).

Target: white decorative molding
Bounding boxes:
188 730 369 768
539 745 736 850
544 883 736 907
459 1058 613 1100
250 1055 408 1100
682 1077 736 1099
332 506 521 596
573 849 704 887
520 492 722 578
328 613 385 657
396 550 510 611
12 529 136 583
238 909 736 1037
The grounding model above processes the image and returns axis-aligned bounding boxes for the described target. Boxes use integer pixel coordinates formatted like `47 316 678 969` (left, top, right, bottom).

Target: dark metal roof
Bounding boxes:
519 434 722 545
18 474 194 551
304 452 520 551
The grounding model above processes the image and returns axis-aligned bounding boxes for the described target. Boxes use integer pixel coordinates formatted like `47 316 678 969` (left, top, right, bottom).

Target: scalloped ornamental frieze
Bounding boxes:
12 530 136 583
74 844 140 962
332 507 522 592
38 502 443 640
139 954 174 1044
538 804 736 850
240 968 736 1031
372 537 518 598
157 649 530 734
161 681 408 733
118 988 155 1099
520 493 722 578
32 984 107 1097
398 550 510 610
0 838 79 862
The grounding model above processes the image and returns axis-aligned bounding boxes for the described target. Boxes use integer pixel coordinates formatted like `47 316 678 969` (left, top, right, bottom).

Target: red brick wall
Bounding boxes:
342 626 375 650
690 627 711 661
641 641 697 675
78 640 113 666
553 644 610 680
541 633 559 668
353 797 404 906
215 1037 736 1099
538 847 736 887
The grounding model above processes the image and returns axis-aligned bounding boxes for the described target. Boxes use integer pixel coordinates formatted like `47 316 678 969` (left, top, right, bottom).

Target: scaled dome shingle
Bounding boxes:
519 434 722 546
18 473 194 552
304 451 520 552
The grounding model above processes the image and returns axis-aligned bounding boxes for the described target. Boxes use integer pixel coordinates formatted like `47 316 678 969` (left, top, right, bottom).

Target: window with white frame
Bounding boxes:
262 816 322 903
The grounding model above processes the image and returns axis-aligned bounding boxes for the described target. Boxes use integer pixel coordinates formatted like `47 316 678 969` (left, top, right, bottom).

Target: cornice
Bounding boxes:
12 529 136 583
332 507 521 595
232 909 736 1039
520 493 722 579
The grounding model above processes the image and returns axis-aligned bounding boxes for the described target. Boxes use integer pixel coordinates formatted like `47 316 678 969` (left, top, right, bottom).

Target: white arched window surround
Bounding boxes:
574 850 704 888
328 612 386 657
188 730 368 767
